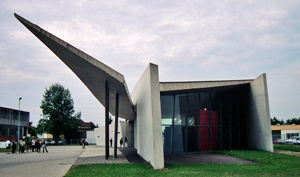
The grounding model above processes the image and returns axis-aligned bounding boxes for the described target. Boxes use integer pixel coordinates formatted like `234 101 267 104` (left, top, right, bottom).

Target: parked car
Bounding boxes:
50 140 56 145
285 139 293 145
273 139 280 144
278 139 285 144
44 139 51 145
58 140 66 145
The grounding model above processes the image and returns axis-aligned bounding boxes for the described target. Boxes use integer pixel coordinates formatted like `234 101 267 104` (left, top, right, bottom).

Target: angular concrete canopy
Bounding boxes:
14 13 135 120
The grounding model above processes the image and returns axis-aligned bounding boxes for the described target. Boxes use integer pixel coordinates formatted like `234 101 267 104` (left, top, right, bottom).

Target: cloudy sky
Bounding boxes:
1 1 299 126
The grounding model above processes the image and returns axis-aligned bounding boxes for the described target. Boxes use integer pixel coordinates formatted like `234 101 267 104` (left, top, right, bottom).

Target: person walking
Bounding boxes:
12 141 16 154
110 138 113 147
25 138 30 153
31 139 35 152
20 139 26 153
35 140 41 153
18 139 22 154
5 139 11 154
81 139 85 149
120 138 123 148
42 140 48 153
124 136 128 148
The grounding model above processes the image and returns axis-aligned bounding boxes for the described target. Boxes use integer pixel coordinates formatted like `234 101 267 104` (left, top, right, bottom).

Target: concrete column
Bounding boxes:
105 81 109 159
114 93 119 158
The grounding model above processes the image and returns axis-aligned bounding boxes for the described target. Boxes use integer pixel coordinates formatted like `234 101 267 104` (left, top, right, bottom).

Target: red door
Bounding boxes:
200 110 209 151
200 110 219 151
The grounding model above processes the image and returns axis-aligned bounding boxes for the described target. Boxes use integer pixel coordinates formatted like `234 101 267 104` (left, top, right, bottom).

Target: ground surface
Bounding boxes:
0 145 259 177
0 146 84 177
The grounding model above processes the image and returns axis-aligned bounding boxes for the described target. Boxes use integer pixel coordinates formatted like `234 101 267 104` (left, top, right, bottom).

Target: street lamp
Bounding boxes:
18 97 22 144
40 114 44 138
40 114 49 139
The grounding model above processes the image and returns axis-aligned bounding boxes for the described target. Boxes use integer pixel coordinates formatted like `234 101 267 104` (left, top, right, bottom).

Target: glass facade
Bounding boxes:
161 86 249 154
0 107 30 139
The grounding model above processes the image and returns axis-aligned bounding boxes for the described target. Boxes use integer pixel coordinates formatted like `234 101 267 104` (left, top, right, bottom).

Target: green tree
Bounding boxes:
28 121 37 137
40 83 81 139
286 117 300 125
270 117 285 125
36 118 49 135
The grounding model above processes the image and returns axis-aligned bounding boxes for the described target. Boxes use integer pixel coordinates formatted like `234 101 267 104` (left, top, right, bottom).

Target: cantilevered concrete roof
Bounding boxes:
15 13 135 120
160 80 253 93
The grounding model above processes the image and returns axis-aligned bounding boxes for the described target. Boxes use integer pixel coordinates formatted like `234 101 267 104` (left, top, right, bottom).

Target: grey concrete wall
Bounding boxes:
134 117 137 148
131 63 164 170
120 121 134 147
247 73 273 152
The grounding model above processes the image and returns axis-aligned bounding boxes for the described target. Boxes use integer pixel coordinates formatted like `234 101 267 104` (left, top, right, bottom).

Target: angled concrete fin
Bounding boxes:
14 13 135 120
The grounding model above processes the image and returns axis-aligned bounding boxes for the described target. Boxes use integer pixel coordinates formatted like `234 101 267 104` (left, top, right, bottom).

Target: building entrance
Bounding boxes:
161 86 248 155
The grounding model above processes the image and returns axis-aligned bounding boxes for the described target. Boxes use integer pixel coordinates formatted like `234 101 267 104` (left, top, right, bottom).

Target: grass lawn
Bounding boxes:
274 144 300 152
65 150 300 177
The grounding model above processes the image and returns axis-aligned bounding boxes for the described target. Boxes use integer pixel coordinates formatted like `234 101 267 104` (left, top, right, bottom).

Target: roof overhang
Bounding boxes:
160 80 253 93
14 13 135 120
272 125 300 131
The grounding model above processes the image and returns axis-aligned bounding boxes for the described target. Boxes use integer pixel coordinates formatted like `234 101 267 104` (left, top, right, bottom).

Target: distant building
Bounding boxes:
78 120 97 139
36 120 97 141
271 125 300 141
0 106 30 147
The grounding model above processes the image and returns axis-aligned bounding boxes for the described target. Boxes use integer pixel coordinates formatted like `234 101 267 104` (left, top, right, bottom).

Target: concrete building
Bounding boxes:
78 120 97 139
272 125 300 141
15 13 273 170
0 106 30 148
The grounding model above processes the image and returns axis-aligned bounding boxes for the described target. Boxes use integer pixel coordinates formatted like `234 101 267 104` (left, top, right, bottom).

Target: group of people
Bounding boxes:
5 138 48 154
109 136 128 148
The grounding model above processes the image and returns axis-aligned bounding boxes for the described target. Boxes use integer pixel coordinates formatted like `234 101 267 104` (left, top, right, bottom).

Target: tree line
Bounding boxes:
271 117 300 125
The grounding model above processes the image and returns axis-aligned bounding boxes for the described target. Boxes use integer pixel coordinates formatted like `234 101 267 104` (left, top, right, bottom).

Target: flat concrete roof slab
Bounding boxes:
14 13 135 120
160 80 253 93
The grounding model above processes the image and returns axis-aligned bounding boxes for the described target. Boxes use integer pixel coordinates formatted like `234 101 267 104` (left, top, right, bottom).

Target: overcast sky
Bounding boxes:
1 1 299 127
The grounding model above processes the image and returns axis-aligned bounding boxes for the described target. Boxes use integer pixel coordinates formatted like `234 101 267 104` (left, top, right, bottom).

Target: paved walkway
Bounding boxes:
0 145 257 177
73 146 129 166
0 146 85 177
274 149 300 157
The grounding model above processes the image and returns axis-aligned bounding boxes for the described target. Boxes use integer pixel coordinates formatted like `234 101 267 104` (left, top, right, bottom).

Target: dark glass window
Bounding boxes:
161 95 174 125
173 126 185 154
174 94 187 125
187 126 200 152
161 86 247 154
162 125 173 154
187 93 199 126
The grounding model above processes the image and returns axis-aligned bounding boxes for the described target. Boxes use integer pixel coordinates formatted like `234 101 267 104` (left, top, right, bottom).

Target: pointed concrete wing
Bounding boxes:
14 13 135 120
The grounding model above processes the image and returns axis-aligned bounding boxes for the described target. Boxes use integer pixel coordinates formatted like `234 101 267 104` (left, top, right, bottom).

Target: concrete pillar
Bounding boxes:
114 93 119 158
105 81 109 159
